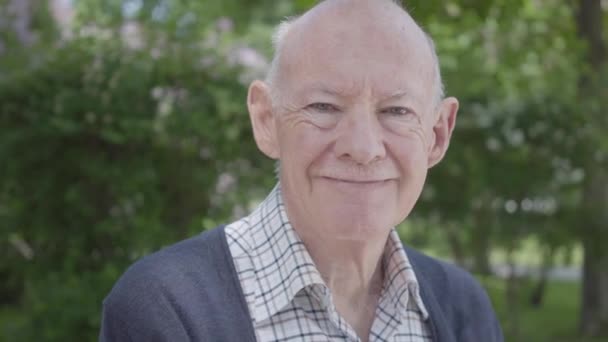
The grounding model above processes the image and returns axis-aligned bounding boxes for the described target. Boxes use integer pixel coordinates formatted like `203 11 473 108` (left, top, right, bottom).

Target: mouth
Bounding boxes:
320 176 393 185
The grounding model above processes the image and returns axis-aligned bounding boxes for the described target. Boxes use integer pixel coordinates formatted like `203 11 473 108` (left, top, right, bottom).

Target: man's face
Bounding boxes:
249 5 457 241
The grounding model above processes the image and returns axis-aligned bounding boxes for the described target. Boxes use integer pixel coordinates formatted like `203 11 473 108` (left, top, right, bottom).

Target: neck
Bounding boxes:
302 233 387 299
297 229 389 341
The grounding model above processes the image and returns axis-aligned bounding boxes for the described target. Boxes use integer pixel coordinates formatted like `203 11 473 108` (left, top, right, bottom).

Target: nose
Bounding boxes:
333 111 386 165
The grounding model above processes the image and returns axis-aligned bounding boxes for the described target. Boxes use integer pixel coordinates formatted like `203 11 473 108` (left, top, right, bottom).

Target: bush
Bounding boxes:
0 37 272 340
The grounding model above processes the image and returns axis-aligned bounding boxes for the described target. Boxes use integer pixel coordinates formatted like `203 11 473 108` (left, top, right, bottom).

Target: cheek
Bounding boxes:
277 122 331 172
388 136 429 221
389 129 430 168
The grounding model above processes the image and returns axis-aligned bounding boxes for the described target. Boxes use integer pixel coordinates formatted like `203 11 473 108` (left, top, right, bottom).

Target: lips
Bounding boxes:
320 176 393 184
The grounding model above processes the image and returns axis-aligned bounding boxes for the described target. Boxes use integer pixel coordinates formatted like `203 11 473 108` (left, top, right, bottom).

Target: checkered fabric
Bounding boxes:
225 184 432 341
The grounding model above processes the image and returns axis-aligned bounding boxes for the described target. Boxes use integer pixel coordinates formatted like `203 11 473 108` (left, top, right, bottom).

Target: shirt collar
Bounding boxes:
383 229 429 319
246 182 428 322
247 183 325 322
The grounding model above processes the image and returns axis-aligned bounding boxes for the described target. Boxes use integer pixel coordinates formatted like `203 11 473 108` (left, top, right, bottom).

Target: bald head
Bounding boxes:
266 0 444 105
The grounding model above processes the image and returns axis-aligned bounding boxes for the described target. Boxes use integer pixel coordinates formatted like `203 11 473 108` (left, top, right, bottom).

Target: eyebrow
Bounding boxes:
302 83 357 98
380 90 409 101
378 89 427 111
301 85 414 102
318 88 348 97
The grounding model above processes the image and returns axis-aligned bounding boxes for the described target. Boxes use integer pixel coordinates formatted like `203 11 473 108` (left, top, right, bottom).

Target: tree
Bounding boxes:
575 0 608 337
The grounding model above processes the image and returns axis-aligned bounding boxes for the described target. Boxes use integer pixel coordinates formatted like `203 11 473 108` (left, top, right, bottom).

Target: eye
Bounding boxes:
306 102 339 113
381 106 413 116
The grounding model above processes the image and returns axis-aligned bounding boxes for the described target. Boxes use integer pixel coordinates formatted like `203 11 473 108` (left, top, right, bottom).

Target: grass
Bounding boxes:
479 276 605 342
0 306 26 341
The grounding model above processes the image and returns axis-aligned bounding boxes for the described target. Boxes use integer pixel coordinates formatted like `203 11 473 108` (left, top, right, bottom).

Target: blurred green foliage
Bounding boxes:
481 276 606 342
0 18 272 340
0 0 606 340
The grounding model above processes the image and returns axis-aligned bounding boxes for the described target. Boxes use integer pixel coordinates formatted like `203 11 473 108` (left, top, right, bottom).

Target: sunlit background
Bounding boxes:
1 0 607 341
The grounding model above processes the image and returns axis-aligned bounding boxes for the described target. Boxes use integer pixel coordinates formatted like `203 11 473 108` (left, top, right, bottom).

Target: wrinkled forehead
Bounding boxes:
274 1 436 105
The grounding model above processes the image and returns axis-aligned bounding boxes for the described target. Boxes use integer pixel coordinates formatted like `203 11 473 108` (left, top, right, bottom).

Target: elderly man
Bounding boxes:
100 0 503 341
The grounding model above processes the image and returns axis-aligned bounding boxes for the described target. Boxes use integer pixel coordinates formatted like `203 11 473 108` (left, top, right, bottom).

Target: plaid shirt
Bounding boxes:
225 184 432 341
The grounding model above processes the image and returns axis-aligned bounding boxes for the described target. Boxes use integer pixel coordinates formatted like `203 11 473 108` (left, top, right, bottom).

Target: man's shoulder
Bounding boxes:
105 226 227 302
100 226 256 341
404 245 503 341
404 245 483 295
104 227 230 324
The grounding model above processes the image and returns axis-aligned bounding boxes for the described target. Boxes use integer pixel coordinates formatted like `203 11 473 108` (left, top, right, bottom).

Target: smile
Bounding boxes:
320 177 393 186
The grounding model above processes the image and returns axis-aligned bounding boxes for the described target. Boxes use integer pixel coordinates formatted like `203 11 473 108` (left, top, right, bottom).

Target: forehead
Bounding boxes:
276 5 435 103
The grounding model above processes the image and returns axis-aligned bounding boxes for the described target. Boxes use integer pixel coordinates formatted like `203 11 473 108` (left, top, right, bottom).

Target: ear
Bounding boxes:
427 97 458 168
248 80 280 159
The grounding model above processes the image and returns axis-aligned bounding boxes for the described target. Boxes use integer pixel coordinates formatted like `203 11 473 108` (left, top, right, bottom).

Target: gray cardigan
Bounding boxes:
100 226 503 341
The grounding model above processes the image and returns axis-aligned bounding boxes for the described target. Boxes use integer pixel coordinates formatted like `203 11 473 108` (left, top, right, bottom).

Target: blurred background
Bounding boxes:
0 0 607 341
